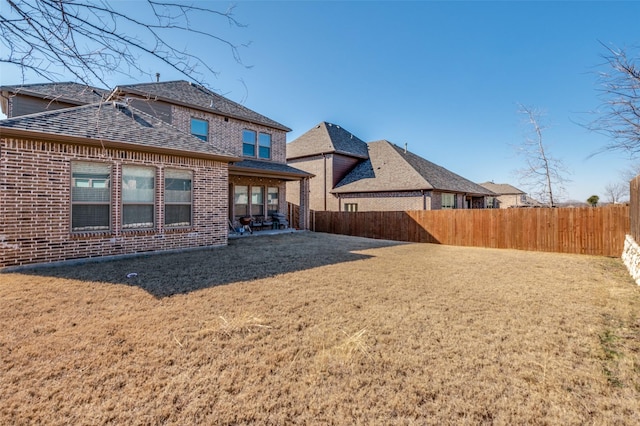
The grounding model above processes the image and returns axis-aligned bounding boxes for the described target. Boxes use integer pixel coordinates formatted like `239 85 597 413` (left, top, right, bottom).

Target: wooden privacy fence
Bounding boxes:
631 176 640 243
311 205 630 257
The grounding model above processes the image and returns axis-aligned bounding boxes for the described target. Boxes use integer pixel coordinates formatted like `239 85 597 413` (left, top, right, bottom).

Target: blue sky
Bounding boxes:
2 1 639 202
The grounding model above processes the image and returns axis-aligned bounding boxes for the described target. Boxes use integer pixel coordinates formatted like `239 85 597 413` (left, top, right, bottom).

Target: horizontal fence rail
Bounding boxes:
312 206 630 257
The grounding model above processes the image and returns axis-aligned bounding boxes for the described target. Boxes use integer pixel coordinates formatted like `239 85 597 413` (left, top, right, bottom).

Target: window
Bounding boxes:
71 162 111 231
442 193 457 209
122 166 155 229
191 118 209 141
344 203 358 212
251 186 264 217
486 197 496 209
258 133 271 159
267 187 279 215
165 169 192 227
242 130 256 156
243 130 272 159
234 185 249 218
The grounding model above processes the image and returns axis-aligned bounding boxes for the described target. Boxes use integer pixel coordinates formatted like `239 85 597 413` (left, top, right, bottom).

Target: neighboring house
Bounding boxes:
478 182 541 208
0 81 311 268
287 122 494 212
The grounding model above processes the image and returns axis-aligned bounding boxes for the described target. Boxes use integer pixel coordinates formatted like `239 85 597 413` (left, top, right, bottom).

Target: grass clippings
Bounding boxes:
1 232 639 424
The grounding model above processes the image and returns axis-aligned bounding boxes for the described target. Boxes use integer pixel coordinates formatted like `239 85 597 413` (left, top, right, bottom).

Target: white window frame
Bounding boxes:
164 169 193 228
70 161 111 232
122 165 155 230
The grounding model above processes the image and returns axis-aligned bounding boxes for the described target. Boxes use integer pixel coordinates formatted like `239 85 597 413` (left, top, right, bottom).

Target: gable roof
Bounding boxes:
0 82 109 105
478 182 525 195
332 140 495 196
286 121 369 160
113 80 291 132
0 102 238 161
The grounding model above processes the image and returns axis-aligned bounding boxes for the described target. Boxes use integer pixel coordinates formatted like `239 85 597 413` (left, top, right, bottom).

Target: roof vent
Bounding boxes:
209 100 214 108
404 143 408 153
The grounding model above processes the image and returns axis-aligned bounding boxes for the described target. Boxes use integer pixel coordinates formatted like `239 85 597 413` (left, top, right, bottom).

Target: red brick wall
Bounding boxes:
1 137 229 268
171 105 287 162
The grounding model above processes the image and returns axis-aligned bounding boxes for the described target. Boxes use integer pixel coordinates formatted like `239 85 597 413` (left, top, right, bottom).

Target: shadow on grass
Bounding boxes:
13 232 404 298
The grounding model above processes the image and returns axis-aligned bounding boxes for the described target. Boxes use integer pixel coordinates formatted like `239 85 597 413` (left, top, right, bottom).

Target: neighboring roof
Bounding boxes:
478 182 526 195
113 80 291 132
333 140 495 196
0 82 109 105
0 102 238 161
286 122 369 160
230 159 314 181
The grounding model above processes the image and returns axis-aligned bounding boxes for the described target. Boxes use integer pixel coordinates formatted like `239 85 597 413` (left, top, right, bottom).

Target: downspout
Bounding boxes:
323 153 327 211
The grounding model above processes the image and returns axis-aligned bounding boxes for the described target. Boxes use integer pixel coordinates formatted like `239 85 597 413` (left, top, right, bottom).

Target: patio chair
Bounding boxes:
261 216 274 229
250 217 263 230
272 212 289 229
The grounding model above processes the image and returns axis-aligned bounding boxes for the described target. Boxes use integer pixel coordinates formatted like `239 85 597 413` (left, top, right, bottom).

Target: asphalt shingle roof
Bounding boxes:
286 122 369 160
115 80 290 132
478 182 525 195
333 140 495 195
231 159 313 179
0 102 237 160
0 82 109 105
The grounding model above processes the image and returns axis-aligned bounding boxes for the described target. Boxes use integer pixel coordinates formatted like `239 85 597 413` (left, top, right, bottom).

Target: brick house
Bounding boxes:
0 82 311 268
287 122 494 212
478 182 542 208
108 81 312 226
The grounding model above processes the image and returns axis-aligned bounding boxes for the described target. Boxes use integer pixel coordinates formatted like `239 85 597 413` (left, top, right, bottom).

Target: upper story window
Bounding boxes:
258 133 271 159
242 130 256 156
191 118 209 141
242 129 272 159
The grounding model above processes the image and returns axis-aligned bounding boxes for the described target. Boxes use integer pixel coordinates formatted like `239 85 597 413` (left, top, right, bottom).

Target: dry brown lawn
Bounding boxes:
1 232 639 425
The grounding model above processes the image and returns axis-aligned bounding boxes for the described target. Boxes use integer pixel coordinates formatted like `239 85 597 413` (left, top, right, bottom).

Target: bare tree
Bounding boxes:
0 0 249 88
588 43 640 156
514 104 570 207
603 182 628 204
